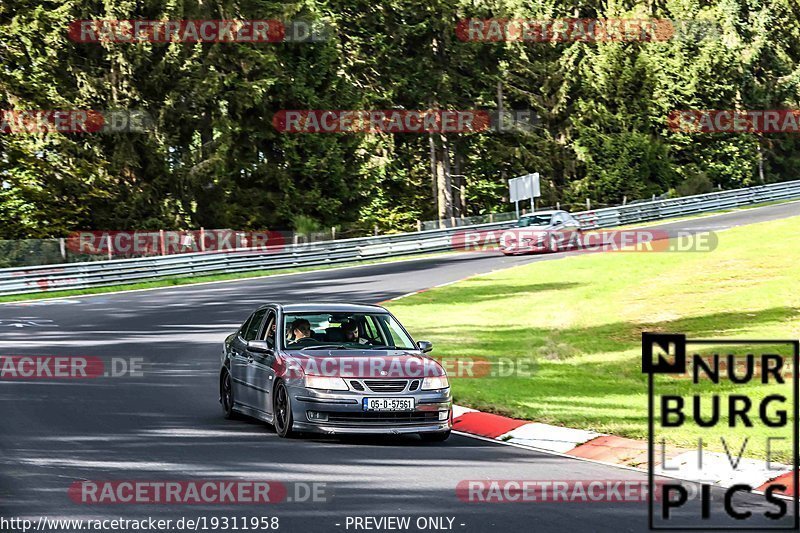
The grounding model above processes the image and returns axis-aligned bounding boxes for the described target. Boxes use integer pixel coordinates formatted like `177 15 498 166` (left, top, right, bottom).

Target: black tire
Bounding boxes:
420 430 451 442
273 381 295 438
221 369 237 420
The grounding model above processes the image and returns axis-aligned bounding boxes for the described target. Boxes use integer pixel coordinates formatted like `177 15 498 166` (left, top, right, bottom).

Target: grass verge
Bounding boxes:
387 216 800 462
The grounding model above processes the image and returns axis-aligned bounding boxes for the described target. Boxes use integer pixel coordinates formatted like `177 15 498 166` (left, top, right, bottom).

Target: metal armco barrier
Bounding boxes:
1 180 799 296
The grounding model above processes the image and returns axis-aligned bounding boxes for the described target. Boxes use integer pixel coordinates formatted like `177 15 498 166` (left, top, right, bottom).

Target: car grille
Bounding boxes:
325 411 440 425
363 379 407 393
349 380 365 391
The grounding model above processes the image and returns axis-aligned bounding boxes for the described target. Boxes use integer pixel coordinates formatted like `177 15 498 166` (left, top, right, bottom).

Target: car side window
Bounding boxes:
238 315 254 339
263 311 276 347
243 309 268 341
551 214 561 225
363 316 383 343
378 316 408 347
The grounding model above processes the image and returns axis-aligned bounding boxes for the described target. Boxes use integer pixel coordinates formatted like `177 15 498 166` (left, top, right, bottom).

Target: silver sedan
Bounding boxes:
219 302 452 441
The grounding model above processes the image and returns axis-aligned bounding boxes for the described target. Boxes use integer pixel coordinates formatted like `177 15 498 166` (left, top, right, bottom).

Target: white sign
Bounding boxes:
509 173 540 202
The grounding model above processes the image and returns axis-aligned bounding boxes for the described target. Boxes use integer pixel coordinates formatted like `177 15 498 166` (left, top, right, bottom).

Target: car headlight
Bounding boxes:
304 375 348 391
421 375 449 390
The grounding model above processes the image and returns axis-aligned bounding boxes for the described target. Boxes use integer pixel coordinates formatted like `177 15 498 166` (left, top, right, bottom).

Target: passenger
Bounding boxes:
342 320 370 345
290 319 316 344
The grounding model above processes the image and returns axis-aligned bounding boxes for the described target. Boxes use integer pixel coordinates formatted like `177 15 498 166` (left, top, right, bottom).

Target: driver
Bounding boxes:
342 320 370 345
290 319 316 344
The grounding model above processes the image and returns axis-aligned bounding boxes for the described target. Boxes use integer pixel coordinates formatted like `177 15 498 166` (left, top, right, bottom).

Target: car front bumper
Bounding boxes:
502 242 547 254
288 385 452 435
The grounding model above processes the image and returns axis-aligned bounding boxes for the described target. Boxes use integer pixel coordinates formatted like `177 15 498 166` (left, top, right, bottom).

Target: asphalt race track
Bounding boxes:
1 202 799 533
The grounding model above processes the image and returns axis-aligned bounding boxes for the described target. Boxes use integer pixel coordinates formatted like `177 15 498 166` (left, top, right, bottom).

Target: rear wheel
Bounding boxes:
273 381 295 438
221 370 237 419
420 430 451 442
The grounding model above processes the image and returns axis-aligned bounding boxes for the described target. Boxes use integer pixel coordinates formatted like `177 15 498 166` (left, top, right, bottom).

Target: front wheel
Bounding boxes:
420 430 451 442
220 370 237 419
273 381 295 438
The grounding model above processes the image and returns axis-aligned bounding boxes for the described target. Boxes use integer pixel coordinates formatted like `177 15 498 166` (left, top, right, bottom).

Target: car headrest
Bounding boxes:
325 327 345 342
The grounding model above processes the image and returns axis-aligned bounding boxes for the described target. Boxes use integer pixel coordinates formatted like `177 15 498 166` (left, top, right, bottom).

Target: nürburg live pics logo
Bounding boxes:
642 332 799 530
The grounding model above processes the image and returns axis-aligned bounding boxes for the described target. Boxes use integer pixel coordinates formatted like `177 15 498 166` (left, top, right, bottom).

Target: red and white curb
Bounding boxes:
450 405 796 496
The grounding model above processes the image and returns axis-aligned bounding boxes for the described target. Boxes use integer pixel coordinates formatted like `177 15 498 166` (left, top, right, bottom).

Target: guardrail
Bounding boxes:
1 180 799 296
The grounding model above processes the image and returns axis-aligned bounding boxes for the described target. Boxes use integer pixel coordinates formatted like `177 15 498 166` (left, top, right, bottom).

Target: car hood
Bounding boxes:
504 227 551 243
276 350 446 379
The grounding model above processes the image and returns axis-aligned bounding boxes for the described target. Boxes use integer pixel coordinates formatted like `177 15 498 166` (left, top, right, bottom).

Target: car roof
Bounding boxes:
262 302 389 314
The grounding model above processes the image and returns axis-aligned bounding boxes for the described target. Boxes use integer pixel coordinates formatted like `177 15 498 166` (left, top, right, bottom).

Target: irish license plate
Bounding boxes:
362 397 415 411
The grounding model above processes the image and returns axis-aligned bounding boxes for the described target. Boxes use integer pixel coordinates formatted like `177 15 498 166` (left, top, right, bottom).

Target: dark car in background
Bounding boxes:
500 209 583 254
219 303 452 441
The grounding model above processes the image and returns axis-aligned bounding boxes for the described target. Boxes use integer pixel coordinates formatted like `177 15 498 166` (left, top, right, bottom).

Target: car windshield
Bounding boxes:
516 214 553 227
282 312 416 350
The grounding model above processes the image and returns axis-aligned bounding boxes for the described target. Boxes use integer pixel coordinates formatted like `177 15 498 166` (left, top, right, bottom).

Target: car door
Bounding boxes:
550 213 565 244
562 213 581 247
249 309 278 416
229 313 255 408
234 308 268 408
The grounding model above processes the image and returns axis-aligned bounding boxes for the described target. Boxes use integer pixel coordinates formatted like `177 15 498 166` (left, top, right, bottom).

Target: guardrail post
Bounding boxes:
59 238 66 260
374 225 378 236
106 234 113 260
489 213 494 223
331 227 336 240
586 198 591 210
159 230 165 255
416 220 422 232
200 228 206 252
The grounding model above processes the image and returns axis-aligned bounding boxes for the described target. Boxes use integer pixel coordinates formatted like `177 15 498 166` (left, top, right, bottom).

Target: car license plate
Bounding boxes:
362 397 415 411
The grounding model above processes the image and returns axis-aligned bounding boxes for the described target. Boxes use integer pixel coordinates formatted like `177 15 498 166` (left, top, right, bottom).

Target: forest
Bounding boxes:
1 0 799 239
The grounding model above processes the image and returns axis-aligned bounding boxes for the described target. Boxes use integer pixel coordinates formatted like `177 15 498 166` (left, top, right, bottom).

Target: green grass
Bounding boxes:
387 216 800 462
0 251 455 303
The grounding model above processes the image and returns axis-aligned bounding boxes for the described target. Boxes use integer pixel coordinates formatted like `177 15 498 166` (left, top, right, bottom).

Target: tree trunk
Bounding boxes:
435 134 453 220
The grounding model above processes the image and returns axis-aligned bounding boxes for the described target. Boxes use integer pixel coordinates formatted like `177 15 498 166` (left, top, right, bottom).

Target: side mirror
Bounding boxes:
247 340 273 354
417 340 433 353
